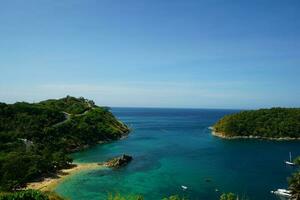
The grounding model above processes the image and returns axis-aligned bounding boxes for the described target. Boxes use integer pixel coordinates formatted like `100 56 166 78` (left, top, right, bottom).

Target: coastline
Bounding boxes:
25 134 130 192
211 130 300 141
25 163 103 192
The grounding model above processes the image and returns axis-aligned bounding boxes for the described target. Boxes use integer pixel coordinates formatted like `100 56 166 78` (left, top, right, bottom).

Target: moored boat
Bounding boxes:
285 152 295 166
271 189 292 200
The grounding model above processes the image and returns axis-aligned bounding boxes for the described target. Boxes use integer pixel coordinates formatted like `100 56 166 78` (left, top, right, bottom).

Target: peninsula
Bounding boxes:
0 96 129 192
212 108 300 140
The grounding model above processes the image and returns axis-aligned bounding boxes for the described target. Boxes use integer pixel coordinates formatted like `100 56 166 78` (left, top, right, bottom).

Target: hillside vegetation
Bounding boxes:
0 96 129 191
38 96 94 115
213 108 300 139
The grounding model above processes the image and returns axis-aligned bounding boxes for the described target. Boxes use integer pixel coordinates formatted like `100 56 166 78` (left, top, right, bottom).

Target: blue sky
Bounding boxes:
0 0 299 108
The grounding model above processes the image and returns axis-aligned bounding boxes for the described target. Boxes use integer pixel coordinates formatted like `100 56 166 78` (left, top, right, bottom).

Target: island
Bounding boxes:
212 108 300 139
0 96 130 193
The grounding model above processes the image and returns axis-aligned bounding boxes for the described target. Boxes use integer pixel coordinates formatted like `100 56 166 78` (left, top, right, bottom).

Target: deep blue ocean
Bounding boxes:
55 108 300 200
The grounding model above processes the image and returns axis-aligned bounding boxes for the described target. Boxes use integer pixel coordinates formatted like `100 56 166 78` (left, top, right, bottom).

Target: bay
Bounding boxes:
55 108 300 200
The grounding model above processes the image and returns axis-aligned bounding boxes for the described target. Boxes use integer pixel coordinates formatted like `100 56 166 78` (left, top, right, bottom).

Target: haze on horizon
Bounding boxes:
0 0 299 109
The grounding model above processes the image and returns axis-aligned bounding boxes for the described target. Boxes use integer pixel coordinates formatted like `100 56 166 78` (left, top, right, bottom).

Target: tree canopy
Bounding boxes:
0 96 129 191
213 108 300 138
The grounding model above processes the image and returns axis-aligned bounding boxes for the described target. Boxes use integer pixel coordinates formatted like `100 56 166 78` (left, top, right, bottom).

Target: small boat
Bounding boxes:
285 152 295 166
271 189 292 200
181 185 188 190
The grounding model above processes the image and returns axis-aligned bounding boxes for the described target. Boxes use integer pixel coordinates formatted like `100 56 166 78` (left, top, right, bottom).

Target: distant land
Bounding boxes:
212 108 300 140
0 96 129 191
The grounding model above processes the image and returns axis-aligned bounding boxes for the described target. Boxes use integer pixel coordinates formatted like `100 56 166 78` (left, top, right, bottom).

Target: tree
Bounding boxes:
294 157 300 166
289 172 300 200
107 193 143 200
162 195 186 200
220 193 237 200
0 96 129 191
213 108 300 139
0 189 49 200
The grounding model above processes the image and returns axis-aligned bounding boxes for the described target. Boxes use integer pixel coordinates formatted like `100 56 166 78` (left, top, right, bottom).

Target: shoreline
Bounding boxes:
25 163 103 192
25 135 130 192
211 130 300 141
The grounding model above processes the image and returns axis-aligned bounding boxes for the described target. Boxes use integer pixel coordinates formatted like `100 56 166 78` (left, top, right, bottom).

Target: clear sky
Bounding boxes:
0 0 299 109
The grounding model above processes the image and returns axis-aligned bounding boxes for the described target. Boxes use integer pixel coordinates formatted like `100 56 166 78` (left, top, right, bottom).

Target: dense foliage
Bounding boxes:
162 195 187 200
213 108 300 138
107 193 144 200
0 189 65 200
219 193 237 200
0 96 129 191
108 193 187 200
38 96 94 115
289 171 300 199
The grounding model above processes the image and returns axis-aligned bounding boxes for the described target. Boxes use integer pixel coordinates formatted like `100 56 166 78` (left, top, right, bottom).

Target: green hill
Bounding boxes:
0 96 129 191
213 108 300 139
38 96 94 115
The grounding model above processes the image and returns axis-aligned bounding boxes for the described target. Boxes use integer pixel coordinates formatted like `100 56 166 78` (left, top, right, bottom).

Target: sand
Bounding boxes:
25 163 103 192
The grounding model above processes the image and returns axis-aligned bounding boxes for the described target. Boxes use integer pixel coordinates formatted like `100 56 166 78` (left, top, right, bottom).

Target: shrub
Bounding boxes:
0 189 49 200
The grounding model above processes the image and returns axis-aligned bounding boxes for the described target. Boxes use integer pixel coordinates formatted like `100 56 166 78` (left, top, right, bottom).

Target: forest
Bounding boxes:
213 108 300 138
0 96 129 191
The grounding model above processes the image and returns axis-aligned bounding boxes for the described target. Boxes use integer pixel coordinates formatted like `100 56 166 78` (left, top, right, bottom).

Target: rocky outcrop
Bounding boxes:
104 154 133 168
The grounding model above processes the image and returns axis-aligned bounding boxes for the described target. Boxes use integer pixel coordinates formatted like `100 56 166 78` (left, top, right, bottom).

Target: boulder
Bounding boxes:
105 154 133 168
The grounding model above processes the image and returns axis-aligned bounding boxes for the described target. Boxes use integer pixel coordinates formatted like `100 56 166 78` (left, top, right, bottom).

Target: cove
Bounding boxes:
55 108 300 200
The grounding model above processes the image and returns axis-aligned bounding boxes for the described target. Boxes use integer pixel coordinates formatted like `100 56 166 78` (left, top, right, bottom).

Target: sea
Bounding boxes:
55 108 300 200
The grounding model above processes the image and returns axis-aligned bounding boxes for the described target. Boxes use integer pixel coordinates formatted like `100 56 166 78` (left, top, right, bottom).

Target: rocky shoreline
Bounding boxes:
211 129 300 141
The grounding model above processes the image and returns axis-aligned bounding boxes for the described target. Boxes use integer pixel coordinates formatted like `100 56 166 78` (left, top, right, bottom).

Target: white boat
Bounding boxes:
271 189 292 200
285 152 295 166
181 185 188 190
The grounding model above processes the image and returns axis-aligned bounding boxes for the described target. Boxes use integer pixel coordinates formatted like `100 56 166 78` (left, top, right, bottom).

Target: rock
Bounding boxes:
105 154 133 168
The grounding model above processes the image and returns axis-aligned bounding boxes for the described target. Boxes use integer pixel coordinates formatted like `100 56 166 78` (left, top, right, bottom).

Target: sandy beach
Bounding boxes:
26 163 103 192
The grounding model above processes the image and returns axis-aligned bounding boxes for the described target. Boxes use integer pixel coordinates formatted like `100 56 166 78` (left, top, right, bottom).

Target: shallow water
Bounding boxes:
55 108 300 200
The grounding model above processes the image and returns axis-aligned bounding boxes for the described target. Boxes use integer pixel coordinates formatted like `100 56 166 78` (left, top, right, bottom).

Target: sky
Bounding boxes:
0 0 300 109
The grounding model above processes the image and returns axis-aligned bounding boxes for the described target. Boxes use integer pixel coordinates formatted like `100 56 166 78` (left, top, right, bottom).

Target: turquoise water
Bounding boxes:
56 108 300 200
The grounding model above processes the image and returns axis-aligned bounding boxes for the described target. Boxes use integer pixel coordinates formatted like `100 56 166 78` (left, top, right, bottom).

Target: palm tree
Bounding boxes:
289 171 300 200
